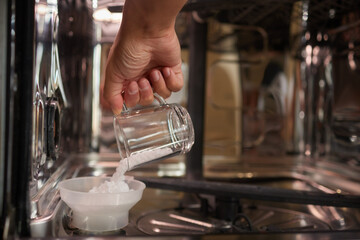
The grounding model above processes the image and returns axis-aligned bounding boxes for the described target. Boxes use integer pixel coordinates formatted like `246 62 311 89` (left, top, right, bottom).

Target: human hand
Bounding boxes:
102 0 187 115
103 29 183 115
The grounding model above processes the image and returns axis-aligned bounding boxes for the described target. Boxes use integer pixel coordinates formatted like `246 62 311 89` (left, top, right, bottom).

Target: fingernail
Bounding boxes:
151 70 160 82
112 107 122 116
163 68 171 78
138 79 150 91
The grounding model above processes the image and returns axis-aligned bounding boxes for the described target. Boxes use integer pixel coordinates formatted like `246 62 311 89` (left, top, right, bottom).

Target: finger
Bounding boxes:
162 67 184 92
103 77 124 115
123 81 140 108
149 69 171 99
138 78 154 105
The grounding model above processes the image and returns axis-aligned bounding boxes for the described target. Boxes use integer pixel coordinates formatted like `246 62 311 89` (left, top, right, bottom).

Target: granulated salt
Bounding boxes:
89 148 174 193
88 175 130 193
89 159 130 193
126 147 174 170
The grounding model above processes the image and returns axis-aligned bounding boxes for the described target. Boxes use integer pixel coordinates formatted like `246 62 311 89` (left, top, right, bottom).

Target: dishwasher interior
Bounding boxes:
30 153 360 237
2 0 360 239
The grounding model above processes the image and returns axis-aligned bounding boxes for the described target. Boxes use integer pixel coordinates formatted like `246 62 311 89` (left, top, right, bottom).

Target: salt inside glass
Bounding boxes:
113 93 194 171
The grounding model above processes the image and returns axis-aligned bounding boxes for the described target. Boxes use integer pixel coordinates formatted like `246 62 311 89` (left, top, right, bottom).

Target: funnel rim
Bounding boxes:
58 176 146 197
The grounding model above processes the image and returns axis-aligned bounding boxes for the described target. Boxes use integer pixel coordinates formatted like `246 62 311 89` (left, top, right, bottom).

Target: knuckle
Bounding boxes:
140 95 154 105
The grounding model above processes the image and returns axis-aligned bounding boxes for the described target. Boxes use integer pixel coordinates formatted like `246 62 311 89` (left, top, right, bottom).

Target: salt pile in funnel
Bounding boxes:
59 176 145 232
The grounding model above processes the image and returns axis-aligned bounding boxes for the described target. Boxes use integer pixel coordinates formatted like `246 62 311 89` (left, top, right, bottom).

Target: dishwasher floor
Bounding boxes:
30 153 360 238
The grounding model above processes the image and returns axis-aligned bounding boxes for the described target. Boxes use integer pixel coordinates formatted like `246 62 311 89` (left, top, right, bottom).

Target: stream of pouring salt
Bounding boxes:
89 148 173 193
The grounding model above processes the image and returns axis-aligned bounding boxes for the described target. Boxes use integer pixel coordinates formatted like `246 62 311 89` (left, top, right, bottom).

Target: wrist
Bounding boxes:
120 0 184 39
121 17 175 40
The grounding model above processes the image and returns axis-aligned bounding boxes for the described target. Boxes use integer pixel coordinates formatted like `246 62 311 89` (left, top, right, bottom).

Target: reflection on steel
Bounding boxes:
169 213 214 228
30 0 101 222
31 0 62 218
58 0 96 154
0 0 9 234
251 211 274 226
150 219 207 232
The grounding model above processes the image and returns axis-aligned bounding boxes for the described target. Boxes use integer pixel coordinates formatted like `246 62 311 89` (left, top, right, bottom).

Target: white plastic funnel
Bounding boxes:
58 176 145 232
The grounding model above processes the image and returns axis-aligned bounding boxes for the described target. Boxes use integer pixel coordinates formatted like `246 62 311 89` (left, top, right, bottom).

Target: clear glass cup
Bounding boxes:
113 94 194 171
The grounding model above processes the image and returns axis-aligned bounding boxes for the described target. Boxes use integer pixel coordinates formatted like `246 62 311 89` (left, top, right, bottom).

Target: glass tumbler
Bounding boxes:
113 94 194 171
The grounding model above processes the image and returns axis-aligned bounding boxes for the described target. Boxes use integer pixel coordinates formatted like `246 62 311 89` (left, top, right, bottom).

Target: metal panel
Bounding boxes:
0 0 9 225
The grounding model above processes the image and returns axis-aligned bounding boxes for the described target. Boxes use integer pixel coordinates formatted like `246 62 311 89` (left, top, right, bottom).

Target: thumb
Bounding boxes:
103 78 124 115
100 81 112 110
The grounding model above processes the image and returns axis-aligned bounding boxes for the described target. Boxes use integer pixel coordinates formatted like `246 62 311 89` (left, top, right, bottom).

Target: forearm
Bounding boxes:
121 0 187 38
